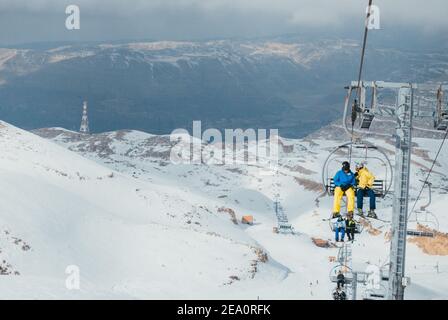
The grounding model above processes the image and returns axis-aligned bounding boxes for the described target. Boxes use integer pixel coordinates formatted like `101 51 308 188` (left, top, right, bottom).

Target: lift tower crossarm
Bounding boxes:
349 81 448 91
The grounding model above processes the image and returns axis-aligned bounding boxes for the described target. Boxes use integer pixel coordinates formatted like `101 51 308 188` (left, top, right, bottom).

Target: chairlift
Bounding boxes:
344 82 378 130
407 181 438 238
322 141 393 199
329 215 364 234
416 210 439 230
406 229 434 238
329 264 353 284
332 288 348 300
407 211 438 238
434 86 448 131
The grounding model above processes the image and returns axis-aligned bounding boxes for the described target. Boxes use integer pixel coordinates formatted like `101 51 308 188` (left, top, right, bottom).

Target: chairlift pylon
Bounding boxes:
329 264 353 284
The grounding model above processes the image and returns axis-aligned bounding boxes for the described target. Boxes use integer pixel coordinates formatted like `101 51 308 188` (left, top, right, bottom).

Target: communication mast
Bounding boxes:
79 101 90 134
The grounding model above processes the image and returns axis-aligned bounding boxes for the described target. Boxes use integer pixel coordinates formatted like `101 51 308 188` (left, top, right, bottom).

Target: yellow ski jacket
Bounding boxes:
356 167 375 189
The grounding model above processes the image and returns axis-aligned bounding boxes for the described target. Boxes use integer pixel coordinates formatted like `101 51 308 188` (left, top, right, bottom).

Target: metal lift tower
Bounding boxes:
389 86 413 300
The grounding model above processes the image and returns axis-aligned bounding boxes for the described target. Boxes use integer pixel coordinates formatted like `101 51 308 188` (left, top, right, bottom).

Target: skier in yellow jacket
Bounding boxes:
355 163 377 218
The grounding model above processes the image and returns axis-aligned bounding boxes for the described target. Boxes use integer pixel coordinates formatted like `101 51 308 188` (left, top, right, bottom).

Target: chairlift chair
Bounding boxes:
407 211 438 238
332 288 348 300
322 141 393 199
327 177 385 198
329 264 353 284
434 86 448 131
407 181 438 238
406 229 434 238
344 82 378 130
435 114 448 131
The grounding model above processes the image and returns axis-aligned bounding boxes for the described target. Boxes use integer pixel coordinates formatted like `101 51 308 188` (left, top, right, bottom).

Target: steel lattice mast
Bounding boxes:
388 86 413 300
79 101 89 134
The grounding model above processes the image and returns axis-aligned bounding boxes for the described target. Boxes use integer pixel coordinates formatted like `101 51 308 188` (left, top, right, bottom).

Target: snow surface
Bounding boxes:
0 122 286 299
3 121 448 299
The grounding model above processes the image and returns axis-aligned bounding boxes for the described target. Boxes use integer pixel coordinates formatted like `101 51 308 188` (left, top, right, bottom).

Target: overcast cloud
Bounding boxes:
0 0 447 45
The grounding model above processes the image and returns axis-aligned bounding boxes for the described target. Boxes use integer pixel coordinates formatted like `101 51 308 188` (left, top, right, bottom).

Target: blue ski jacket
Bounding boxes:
333 169 356 187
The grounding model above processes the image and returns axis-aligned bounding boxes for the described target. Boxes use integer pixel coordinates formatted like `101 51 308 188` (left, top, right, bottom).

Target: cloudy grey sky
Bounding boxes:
0 0 447 45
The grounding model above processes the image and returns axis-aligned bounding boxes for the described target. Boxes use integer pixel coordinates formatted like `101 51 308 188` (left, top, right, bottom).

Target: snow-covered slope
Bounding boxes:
32 124 448 299
0 121 289 299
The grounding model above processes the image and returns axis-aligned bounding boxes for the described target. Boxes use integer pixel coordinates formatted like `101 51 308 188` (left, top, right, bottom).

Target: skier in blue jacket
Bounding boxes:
332 161 356 218
334 216 346 242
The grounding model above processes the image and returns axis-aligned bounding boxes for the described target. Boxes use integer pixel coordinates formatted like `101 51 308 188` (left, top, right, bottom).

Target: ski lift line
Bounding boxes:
407 128 448 220
272 167 294 233
348 0 374 163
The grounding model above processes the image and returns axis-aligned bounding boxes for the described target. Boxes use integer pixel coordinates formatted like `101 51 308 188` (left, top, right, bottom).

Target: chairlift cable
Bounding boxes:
355 0 373 100
349 0 374 163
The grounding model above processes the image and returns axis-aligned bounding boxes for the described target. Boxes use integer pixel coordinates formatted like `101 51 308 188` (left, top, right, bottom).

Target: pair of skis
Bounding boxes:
322 214 390 223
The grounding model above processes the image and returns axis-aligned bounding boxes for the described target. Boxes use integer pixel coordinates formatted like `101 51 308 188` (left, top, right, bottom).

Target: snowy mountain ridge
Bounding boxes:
2 37 447 138
0 39 356 73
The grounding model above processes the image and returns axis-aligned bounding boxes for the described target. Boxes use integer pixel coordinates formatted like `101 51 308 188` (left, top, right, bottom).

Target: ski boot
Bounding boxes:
357 208 365 217
367 210 377 219
332 212 341 219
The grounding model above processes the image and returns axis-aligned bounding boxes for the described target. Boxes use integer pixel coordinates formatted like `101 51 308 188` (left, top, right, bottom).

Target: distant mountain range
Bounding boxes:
1 35 447 138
